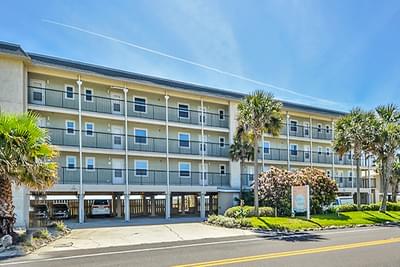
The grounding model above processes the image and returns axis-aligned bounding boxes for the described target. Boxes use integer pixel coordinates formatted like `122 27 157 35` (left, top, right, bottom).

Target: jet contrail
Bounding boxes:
42 19 343 108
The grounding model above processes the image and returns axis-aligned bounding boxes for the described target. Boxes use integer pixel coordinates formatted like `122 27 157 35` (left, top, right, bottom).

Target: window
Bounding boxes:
66 156 76 170
134 128 147 144
114 169 123 179
219 137 225 148
304 122 310 136
304 146 310 159
85 122 94 136
65 120 75 135
84 88 93 102
326 125 330 133
219 164 226 175
339 155 343 161
134 97 146 112
64 85 75 99
112 94 122 113
290 144 298 156
348 171 353 182
318 146 323 155
135 160 148 176
326 170 331 177
290 120 298 132
219 109 225 120
33 91 43 102
179 133 190 148
178 104 189 119
263 141 270 154
317 124 322 132
326 148 331 156
86 157 95 170
179 162 191 177
113 135 122 146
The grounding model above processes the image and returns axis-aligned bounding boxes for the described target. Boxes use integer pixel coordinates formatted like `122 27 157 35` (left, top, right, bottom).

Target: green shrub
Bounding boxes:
387 202 400 211
360 203 380 211
33 229 50 240
224 206 274 218
207 215 251 228
335 204 358 212
54 221 67 232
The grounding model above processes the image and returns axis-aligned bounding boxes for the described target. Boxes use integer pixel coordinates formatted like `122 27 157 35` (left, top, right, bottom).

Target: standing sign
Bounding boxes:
291 185 310 219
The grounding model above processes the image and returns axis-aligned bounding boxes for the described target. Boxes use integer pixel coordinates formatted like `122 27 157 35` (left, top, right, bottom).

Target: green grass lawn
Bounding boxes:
250 211 400 231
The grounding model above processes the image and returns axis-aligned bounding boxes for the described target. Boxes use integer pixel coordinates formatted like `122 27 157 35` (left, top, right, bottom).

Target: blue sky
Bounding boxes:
2 1 400 111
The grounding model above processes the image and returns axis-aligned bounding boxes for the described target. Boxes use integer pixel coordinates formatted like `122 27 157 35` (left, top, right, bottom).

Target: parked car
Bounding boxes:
323 196 355 212
52 203 70 219
32 204 49 220
91 200 111 216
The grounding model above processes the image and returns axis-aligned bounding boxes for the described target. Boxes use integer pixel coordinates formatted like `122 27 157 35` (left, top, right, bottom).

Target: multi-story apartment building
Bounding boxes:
0 41 378 228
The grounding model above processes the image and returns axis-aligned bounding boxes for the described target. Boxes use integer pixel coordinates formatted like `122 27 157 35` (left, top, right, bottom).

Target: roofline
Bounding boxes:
1 40 347 117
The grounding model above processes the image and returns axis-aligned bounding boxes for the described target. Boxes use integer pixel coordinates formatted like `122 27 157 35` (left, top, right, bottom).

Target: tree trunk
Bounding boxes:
239 160 243 200
253 137 259 217
356 158 361 209
391 183 397 203
0 176 15 237
380 156 394 212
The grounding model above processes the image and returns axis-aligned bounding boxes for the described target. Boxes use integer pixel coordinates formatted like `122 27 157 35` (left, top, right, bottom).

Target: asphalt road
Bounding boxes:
2 226 400 267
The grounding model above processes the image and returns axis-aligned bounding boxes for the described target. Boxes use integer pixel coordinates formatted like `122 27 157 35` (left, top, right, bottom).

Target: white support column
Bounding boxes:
286 112 290 170
309 117 313 167
123 87 130 222
331 120 335 178
200 98 206 219
165 95 171 219
77 76 84 224
262 135 265 172
367 153 372 203
151 195 156 217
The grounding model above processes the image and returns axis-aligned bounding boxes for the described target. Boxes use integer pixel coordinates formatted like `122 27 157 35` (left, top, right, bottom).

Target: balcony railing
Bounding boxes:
334 177 376 188
28 86 229 128
57 167 230 186
44 127 229 157
279 123 332 140
240 174 376 189
258 148 354 166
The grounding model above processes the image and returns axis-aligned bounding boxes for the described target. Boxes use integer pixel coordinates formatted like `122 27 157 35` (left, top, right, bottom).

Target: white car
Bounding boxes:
91 200 111 216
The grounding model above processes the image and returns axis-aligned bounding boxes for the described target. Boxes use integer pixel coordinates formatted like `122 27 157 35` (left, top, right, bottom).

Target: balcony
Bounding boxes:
279 124 332 140
28 86 229 128
258 148 353 165
334 177 376 189
44 127 229 157
241 174 376 189
57 167 230 186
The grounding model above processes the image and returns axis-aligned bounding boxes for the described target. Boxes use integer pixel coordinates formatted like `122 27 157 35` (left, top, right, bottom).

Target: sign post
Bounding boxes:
291 185 310 220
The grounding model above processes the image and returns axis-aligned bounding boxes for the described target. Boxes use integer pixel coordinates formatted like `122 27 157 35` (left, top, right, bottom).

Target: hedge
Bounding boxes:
334 202 400 212
224 206 274 218
207 215 251 228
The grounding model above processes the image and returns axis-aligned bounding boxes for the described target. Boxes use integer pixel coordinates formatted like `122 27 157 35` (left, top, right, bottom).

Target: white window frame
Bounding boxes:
85 122 94 137
304 145 310 159
85 157 95 171
178 132 191 148
66 156 77 171
326 147 331 156
64 84 75 100
263 141 270 155
290 120 298 132
219 136 225 148
326 170 331 177
65 120 76 135
218 109 225 120
133 96 147 113
219 164 226 176
304 122 310 136
318 146 323 155
84 87 93 102
134 128 148 145
179 162 191 178
317 124 322 132
134 160 149 177
178 103 190 119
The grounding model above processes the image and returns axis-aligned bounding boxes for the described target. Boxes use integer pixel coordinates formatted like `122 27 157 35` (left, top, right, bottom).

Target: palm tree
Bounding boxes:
368 104 400 211
229 126 254 200
390 158 400 203
0 113 58 237
237 91 282 216
334 108 375 209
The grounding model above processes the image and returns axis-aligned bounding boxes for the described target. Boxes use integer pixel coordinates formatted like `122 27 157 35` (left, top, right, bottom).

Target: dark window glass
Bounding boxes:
134 97 146 112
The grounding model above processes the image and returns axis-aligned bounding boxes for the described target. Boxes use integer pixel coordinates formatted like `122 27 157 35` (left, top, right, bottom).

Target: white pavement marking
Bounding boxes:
1 227 393 266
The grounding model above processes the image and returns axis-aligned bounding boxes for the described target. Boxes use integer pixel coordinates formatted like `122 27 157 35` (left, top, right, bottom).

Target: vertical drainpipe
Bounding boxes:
123 87 129 222
261 135 265 172
200 98 206 219
286 112 290 171
331 120 335 180
77 76 84 224
310 117 313 167
165 95 171 219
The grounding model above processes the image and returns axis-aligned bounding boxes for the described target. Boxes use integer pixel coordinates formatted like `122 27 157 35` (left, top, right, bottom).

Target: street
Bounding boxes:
1 226 400 266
